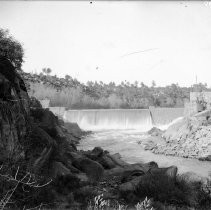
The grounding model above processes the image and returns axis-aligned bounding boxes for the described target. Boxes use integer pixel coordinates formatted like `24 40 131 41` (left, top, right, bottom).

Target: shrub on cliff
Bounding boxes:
0 29 24 70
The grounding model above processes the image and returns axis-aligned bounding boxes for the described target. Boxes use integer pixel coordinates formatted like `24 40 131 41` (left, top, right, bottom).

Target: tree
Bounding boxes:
0 28 24 70
140 82 145 88
192 83 208 92
86 81 94 87
151 80 156 88
42 68 52 75
65 74 72 81
134 81 139 87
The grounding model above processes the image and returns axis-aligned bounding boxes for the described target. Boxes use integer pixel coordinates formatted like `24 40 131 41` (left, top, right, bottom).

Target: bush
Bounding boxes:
135 173 211 208
0 28 24 70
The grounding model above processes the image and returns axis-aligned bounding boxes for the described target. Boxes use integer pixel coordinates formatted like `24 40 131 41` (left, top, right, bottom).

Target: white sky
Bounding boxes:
1 1 211 86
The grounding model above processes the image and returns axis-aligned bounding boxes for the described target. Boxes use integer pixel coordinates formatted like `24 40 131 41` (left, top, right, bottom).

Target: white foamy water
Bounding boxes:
78 129 211 178
63 108 184 131
157 116 184 130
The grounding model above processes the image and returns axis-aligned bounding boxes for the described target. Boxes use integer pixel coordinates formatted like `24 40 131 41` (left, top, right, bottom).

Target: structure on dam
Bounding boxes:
184 92 211 116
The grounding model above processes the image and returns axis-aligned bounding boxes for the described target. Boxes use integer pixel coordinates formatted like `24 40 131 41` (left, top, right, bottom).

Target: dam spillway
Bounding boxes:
63 109 152 130
58 108 184 131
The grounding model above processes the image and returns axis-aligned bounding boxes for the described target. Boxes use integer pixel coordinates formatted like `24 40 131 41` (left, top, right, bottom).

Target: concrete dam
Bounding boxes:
50 107 184 131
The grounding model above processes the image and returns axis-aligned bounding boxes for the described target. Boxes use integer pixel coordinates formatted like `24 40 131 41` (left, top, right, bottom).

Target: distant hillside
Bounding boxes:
21 71 210 109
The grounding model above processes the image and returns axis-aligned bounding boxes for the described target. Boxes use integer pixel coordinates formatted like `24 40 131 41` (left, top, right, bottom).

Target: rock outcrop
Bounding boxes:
0 56 30 162
139 111 211 160
156 112 211 159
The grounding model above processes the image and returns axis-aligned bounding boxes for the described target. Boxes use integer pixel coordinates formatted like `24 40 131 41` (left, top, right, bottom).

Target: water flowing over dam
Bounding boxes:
62 108 184 131
50 107 211 177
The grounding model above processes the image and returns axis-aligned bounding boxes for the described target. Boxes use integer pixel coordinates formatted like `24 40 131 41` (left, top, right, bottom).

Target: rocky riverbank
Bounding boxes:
0 56 210 209
138 111 211 161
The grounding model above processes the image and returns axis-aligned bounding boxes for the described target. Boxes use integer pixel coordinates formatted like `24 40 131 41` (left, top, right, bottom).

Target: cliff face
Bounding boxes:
0 56 30 162
0 56 81 171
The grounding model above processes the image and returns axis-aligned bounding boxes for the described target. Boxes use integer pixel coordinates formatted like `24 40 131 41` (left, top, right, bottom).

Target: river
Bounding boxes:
78 129 211 178
49 107 211 178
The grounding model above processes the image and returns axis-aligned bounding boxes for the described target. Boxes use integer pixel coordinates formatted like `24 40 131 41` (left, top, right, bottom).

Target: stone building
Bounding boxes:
184 92 211 116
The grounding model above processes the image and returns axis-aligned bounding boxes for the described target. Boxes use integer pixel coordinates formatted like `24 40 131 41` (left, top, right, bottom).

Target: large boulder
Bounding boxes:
119 165 177 193
72 156 104 182
107 153 129 167
84 147 118 169
64 122 85 140
86 147 104 160
104 163 147 178
147 127 163 137
98 154 117 169
119 165 178 203
30 108 59 138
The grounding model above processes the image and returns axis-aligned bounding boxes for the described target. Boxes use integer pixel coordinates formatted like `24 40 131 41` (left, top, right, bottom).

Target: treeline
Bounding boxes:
22 71 210 109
